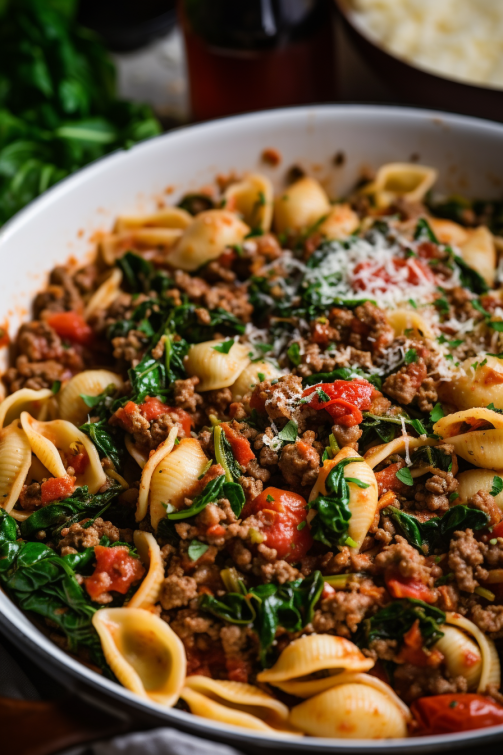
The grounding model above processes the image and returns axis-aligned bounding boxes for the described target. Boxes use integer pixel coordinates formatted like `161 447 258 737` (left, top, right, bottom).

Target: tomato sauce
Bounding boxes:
412 694 503 735
242 487 312 562
84 545 145 601
47 311 94 347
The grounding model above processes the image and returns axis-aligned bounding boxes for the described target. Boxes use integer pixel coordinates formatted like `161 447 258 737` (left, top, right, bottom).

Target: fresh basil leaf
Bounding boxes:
429 403 445 423
278 420 298 443
223 481 246 518
396 467 414 486
287 342 301 366
490 476 503 498
167 476 225 521
212 339 235 354
405 348 417 364
188 540 209 562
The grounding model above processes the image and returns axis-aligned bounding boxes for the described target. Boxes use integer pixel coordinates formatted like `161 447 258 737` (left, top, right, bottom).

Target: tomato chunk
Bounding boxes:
41 476 76 504
242 487 312 562
221 422 255 467
84 545 145 601
385 567 436 604
412 694 503 735
352 257 435 292
302 379 374 427
69 451 89 475
47 311 94 346
375 462 409 497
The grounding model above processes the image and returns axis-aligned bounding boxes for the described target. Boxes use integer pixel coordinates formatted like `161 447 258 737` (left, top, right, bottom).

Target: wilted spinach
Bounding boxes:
200 571 324 665
382 504 489 553
358 598 445 649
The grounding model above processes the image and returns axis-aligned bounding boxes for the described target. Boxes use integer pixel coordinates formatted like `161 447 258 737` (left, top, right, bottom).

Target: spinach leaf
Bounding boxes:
167 475 226 520
80 419 122 471
452 253 489 295
177 193 214 215
200 571 324 665
223 481 246 518
308 458 365 548
414 218 438 243
359 598 445 649
19 484 122 541
382 504 490 553
214 425 242 482
116 251 155 294
411 445 453 473
361 412 428 446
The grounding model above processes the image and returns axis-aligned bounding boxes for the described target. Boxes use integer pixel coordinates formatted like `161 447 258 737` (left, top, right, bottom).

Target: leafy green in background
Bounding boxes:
0 0 161 225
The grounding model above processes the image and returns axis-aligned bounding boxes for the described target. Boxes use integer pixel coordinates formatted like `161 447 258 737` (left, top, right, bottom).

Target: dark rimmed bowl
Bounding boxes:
335 0 503 122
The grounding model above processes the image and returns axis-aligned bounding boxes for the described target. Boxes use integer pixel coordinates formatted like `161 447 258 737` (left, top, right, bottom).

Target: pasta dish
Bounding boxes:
2 161 503 738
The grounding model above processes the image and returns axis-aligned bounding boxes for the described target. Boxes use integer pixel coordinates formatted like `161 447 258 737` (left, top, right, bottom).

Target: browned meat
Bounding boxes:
58 518 120 556
448 529 488 593
383 360 428 405
468 489 502 527
278 438 320 487
374 535 439 586
173 376 204 413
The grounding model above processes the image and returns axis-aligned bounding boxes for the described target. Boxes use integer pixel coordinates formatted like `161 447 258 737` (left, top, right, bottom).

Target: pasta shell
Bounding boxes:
364 435 438 470
0 388 53 429
434 408 503 468
92 607 185 706
180 687 295 735
184 676 289 724
318 203 359 240
99 229 182 266
257 635 374 698
434 626 482 691
127 531 165 610
0 422 33 513
309 447 378 551
363 163 437 208
445 612 501 693
166 210 249 272
443 356 503 411
460 226 496 287
289 682 408 739
224 173 273 232
273 177 331 234
114 207 192 232
149 438 209 530
386 309 433 339
20 412 106 493
185 340 251 392
428 218 468 246
58 370 124 426
84 268 123 320
136 427 178 522
457 468 503 509
230 360 281 400
125 434 148 470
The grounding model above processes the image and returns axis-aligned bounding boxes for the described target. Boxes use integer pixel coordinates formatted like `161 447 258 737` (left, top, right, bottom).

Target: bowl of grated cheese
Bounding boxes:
335 0 503 122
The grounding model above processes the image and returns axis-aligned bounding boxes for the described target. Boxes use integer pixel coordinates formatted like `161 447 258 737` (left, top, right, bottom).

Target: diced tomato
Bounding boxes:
226 656 250 683
84 545 145 601
352 257 435 293
217 249 237 268
302 379 374 427
375 461 409 497
41 476 76 504
412 694 503 736
139 396 170 421
396 619 444 667
47 311 94 346
385 567 436 604
242 487 312 562
221 423 255 467
168 407 194 437
69 451 89 475
206 524 226 538
491 521 503 539
311 321 333 346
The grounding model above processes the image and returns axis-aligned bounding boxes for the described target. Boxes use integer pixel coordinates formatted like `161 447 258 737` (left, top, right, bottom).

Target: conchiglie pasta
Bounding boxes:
443 356 503 411
460 226 496 288
114 206 192 232
183 676 289 727
136 427 178 522
185 340 251 392
318 203 359 240
84 268 123 320
309 447 378 551
20 412 106 493
289 682 408 739
92 607 185 706
273 177 331 234
127 531 165 609
58 370 124 426
386 309 433 338
166 210 249 272
446 612 501 693
362 162 438 208
0 388 52 429
257 634 374 698
99 228 183 266
149 438 209 530
224 173 273 232
0 422 33 513
428 217 469 246
457 468 503 509
364 435 438 470
230 360 281 400
433 626 482 691
434 407 503 469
